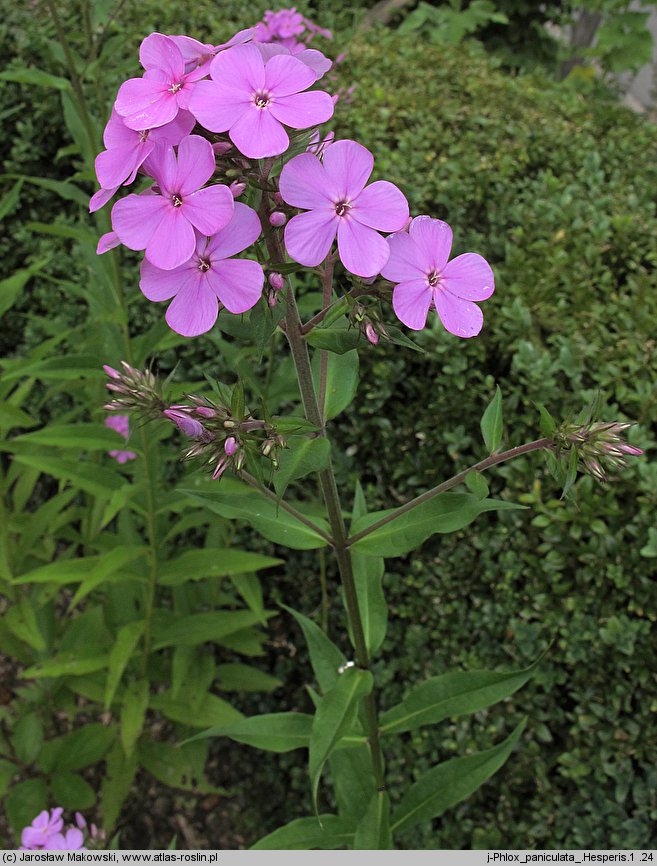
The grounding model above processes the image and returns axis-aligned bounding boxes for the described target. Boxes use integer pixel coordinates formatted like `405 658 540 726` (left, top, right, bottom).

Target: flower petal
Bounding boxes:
337 219 390 278
269 90 334 129
139 33 185 79
90 187 118 213
144 208 196 269
181 184 234 235
188 80 248 132
322 139 373 199
103 109 137 149
208 258 264 314
151 109 196 144
433 289 484 338
279 152 334 208
174 135 215 195
95 142 150 189
409 216 452 272
295 49 332 80
206 202 262 260
441 253 495 301
111 193 169 251
284 209 337 266
115 77 178 131
97 230 120 253
209 43 265 92
264 53 315 96
381 231 426 282
392 279 433 330
352 180 409 232
140 257 194 301
146 140 178 193
229 108 289 159
165 276 219 337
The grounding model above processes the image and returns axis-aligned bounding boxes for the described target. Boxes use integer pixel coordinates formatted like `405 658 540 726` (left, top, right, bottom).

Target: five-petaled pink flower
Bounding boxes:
139 202 264 337
90 108 195 212
189 43 334 159
114 33 208 130
382 216 495 337
111 135 234 270
21 810 64 850
280 139 409 277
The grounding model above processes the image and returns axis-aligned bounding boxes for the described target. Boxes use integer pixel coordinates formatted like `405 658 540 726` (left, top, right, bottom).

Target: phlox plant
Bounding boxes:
87 13 645 852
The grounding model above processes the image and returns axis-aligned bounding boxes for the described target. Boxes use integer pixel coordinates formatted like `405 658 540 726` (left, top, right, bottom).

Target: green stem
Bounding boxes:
347 438 553 548
257 184 386 789
240 470 334 546
317 260 335 426
45 0 98 155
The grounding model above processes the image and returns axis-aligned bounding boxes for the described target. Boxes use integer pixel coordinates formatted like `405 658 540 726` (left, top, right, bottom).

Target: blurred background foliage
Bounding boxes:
1 0 656 850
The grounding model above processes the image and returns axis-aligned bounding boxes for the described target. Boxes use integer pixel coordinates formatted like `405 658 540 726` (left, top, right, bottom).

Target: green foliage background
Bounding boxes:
1 0 656 850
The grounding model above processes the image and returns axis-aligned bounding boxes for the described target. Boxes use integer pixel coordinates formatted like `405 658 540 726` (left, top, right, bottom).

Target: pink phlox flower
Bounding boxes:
105 415 137 464
45 828 85 851
280 138 409 278
163 408 209 439
114 33 209 131
139 202 264 337
255 41 332 80
90 108 195 212
254 8 306 50
21 809 64 850
189 43 334 159
382 215 495 337
110 135 234 270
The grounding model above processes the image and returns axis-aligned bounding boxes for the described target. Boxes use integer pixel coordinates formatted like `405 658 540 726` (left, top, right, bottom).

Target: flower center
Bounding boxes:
428 270 441 288
335 200 351 218
171 194 183 207
253 90 272 109
198 258 211 272
169 81 183 94
139 129 150 143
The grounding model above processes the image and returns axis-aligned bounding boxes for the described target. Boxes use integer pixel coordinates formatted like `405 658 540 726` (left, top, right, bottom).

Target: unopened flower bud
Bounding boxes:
365 322 379 345
212 142 232 156
234 451 245 471
212 455 229 480
195 406 217 418
103 364 121 379
269 272 284 291
224 436 238 456
163 408 207 439
269 211 286 227
273 191 284 204
230 180 246 198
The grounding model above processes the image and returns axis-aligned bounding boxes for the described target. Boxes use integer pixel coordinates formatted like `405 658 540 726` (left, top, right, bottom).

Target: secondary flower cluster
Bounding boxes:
92 13 495 339
19 809 103 851
554 420 644 482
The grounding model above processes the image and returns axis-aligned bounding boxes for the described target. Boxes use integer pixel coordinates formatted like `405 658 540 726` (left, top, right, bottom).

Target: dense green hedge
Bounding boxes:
2 2 656 849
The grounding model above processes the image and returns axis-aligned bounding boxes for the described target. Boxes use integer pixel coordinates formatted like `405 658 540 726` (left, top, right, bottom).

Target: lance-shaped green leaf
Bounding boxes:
305 325 363 354
311 349 359 421
251 815 357 850
349 493 524 557
354 791 392 850
282 604 345 693
120 679 149 756
13 423 127 451
380 658 540 735
104 621 145 711
185 712 314 752
152 611 272 650
391 719 526 835
181 482 330 550
158 548 282 586
481 386 503 452
274 437 331 498
12 454 124 499
309 668 373 813
350 482 387 655
329 743 375 822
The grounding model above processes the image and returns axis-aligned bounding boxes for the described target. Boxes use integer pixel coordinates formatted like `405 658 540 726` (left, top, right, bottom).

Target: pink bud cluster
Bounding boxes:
555 420 644 482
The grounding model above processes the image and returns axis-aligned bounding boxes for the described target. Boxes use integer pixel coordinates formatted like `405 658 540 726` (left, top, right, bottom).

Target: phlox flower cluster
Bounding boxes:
19 809 102 851
93 12 495 342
